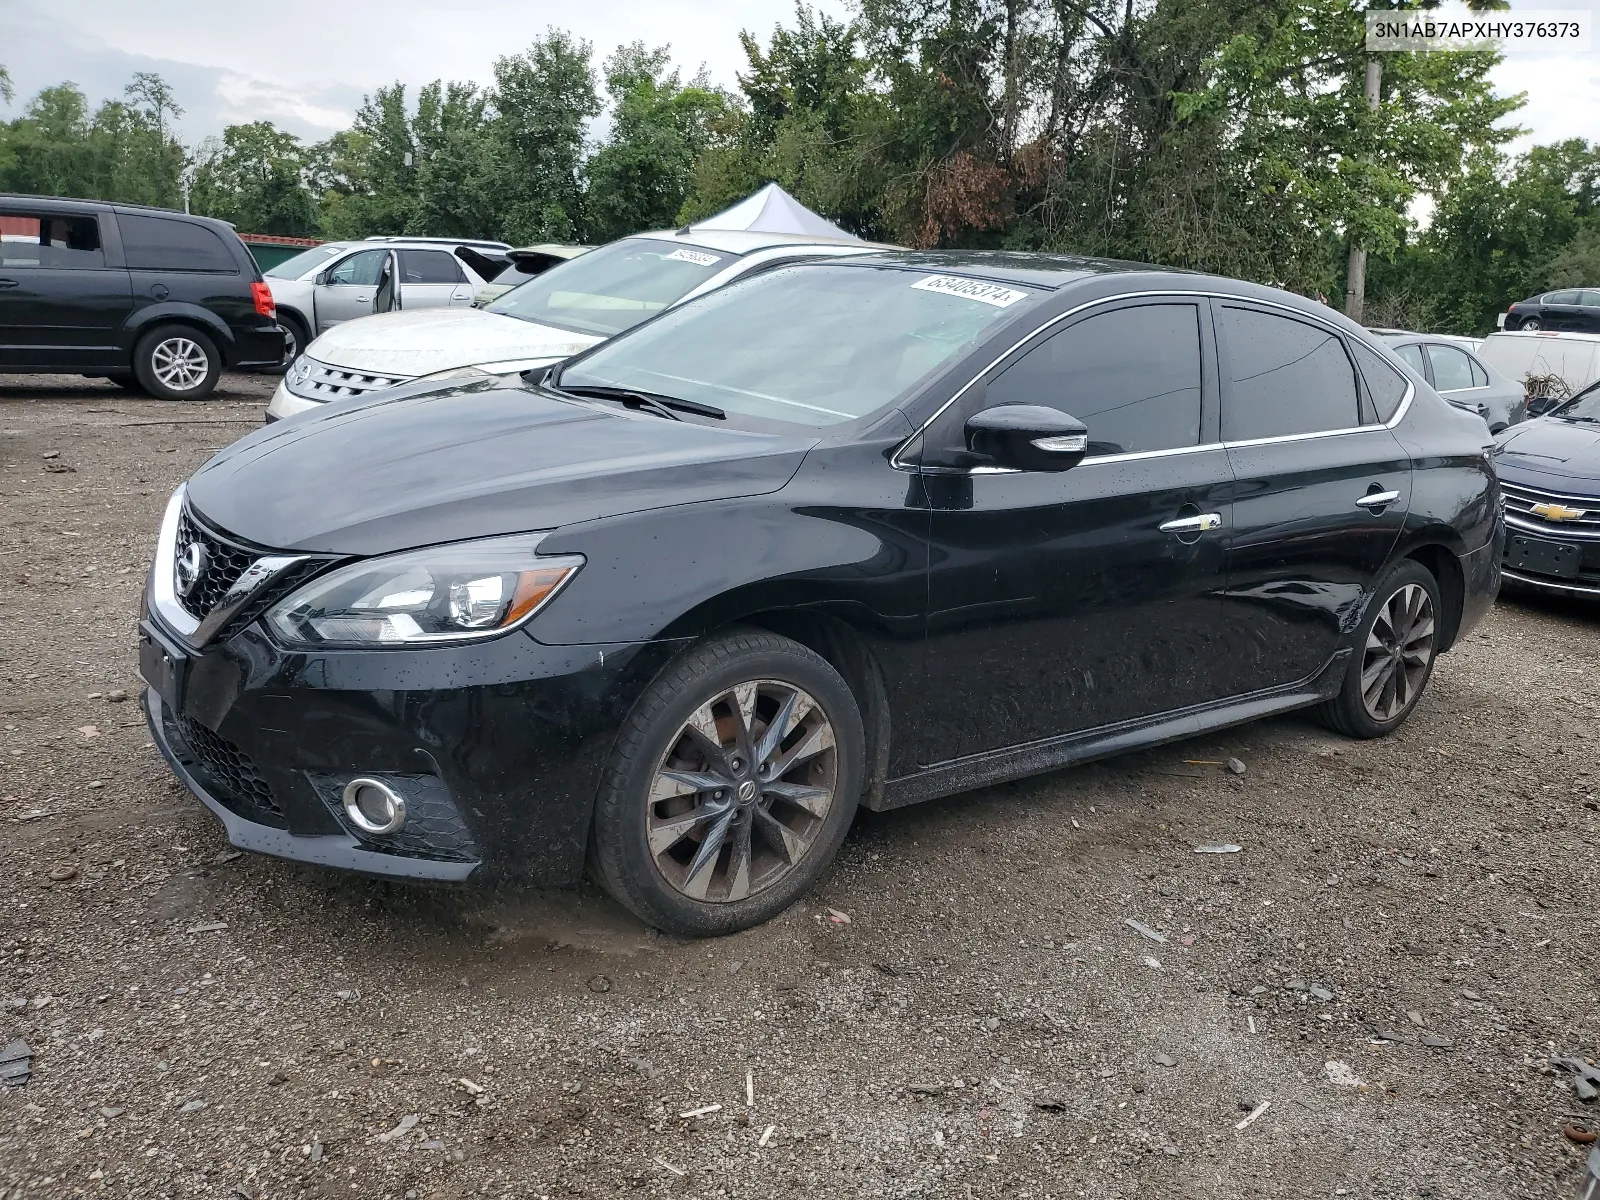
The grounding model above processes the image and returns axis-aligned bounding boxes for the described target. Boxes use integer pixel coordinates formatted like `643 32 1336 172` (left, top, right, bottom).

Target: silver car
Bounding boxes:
1374 331 1527 432
262 237 513 363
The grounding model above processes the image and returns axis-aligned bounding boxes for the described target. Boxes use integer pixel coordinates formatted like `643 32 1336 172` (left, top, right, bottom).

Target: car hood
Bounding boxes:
186 380 816 555
303 308 603 377
1495 417 1600 489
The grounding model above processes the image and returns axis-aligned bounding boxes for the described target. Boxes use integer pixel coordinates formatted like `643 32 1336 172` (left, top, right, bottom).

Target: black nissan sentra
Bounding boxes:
140 253 1502 936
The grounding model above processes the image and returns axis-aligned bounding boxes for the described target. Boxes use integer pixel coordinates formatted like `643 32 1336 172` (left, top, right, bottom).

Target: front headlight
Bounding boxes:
265 534 582 648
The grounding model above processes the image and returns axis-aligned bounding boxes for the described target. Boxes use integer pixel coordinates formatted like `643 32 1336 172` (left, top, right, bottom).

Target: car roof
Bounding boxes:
624 227 896 255
363 235 512 250
0 193 239 231
1371 332 1481 349
1486 330 1600 344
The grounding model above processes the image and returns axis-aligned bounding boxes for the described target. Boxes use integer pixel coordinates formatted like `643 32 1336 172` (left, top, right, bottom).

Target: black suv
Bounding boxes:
0 195 285 400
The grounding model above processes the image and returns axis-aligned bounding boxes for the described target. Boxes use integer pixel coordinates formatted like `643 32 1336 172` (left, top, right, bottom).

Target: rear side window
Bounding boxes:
1469 357 1489 387
1426 343 1477 392
1545 291 1579 305
119 215 237 273
399 249 464 284
1581 290 1600 308
1351 341 1409 422
0 211 104 269
1393 343 1426 375
1218 306 1359 440
986 303 1203 456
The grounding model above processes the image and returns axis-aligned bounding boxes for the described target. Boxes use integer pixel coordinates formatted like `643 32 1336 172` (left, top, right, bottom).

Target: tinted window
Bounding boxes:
1546 291 1580 305
1581 290 1600 308
1426 343 1477 392
1393 343 1426 375
326 249 389 286
1351 340 1409 422
0 211 104 269
986 303 1202 456
1219 306 1359 440
119 214 237 273
455 246 509 281
399 249 463 284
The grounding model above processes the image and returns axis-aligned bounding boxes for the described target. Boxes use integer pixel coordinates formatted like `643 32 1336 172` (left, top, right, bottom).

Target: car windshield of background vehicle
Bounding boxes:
0 212 104 269
559 264 1035 428
485 238 735 336
1219 306 1360 439
264 243 348 279
984 303 1202 455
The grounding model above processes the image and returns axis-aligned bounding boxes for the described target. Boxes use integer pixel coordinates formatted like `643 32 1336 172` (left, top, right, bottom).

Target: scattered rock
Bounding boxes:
1461 988 1482 1001
1151 1052 1177 1068
586 975 612 994
1194 843 1242 854
1124 918 1168 944
1406 1010 1425 1026
1419 1033 1453 1049
180 1097 207 1113
40 451 59 460
0 1040 32 1087
105 689 127 703
826 908 851 925
210 849 242 865
98 1106 124 1118
1225 757 1247 776
1141 956 1162 970
1324 1060 1366 1089
185 921 228 934
376 1113 421 1142
48 866 77 882
1309 984 1334 1002
984 1016 1000 1030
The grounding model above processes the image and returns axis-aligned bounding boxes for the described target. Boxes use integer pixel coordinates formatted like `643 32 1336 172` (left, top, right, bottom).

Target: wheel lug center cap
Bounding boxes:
736 780 758 805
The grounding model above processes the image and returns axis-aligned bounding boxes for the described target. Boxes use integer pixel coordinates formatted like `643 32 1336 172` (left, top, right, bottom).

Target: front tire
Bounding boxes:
134 324 221 401
1316 560 1441 739
591 630 865 937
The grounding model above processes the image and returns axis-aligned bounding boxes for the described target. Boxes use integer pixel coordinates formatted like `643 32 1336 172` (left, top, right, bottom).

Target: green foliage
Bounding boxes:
190 121 316 235
1547 227 1600 289
490 30 601 242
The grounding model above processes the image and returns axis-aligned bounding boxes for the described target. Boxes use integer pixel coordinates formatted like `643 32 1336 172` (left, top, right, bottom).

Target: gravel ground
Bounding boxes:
2 372 1598 1200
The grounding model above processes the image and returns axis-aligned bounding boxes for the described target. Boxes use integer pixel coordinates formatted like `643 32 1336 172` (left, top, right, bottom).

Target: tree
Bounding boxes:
490 30 601 242
585 43 734 241
0 64 13 106
190 121 317 235
1547 226 1600 289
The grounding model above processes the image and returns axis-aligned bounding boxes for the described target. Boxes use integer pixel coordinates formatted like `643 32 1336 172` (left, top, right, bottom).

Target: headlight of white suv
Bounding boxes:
265 534 583 648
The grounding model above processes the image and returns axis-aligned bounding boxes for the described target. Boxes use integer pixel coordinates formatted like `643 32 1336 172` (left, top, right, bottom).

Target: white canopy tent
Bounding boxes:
689 183 861 241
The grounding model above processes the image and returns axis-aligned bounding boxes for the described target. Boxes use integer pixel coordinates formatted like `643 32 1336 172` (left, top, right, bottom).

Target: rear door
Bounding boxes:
1542 291 1585 331
0 205 131 369
1216 305 1412 692
397 249 475 310
1424 341 1486 411
1578 291 1600 333
916 298 1236 763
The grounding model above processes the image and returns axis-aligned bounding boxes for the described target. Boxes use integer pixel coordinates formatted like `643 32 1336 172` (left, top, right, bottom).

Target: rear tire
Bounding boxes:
1315 560 1441 739
133 324 222 401
591 630 864 937
1519 317 1542 332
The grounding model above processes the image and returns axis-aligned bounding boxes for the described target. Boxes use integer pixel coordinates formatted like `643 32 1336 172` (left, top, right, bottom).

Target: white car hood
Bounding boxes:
304 307 603 376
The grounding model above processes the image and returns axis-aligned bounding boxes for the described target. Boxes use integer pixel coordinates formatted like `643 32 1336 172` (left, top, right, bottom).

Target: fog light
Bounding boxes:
341 778 407 835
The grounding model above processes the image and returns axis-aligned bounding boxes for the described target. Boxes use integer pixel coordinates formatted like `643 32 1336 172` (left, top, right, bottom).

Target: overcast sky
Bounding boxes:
1 0 1594 155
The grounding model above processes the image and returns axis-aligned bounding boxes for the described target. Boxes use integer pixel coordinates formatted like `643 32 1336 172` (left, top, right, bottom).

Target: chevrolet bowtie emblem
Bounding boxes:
1531 501 1588 522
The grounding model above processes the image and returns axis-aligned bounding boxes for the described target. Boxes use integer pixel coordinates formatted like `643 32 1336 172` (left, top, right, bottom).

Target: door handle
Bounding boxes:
1355 490 1401 509
1159 513 1223 534
354 294 371 302
0 278 18 289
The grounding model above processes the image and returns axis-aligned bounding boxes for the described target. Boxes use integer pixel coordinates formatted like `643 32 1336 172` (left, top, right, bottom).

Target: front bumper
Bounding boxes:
234 324 289 370
1456 528 1503 640
264 379 320 422
140 603 677 886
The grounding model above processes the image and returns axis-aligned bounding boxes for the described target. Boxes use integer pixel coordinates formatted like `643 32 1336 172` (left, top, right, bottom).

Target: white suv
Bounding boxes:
262 237 513 364
265 227 885 421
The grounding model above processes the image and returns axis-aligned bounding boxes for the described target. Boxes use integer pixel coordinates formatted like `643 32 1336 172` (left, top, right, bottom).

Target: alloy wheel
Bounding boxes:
647 679 837 904
151 337 209 392
1360 582 1435 722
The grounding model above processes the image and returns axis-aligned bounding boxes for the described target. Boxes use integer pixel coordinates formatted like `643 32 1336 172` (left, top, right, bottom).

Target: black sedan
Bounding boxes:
1495 380 1600 594
138 253 1503 936
1503 288 1600 333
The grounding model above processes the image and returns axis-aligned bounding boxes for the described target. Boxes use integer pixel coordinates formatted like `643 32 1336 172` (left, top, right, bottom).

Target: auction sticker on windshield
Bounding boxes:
665 248 722 267
911 275 1030 307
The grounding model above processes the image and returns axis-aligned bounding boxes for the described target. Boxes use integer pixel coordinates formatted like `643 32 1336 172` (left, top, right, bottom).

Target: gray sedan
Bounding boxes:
1373 331 1527 432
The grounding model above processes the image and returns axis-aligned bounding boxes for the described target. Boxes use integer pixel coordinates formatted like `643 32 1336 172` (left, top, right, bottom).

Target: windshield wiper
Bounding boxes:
555 382 725 421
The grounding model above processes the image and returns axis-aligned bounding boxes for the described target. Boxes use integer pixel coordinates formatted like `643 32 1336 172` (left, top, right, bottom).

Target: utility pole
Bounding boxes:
1344 55 1382 323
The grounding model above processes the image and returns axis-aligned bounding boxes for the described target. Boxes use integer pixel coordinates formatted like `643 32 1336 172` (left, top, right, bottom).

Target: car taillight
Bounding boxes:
252 281 276 318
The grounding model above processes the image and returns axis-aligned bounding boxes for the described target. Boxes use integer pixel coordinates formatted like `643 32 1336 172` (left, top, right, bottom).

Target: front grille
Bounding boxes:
1501 481 1600 539
172 714 286 828
291 358 412 402
175 507 259 620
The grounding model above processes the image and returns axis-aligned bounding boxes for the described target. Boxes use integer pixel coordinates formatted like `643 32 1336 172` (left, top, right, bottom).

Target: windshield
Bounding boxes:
1555 381 1600 422
485 238 732 335
558 264 1037 428
264 244 348 279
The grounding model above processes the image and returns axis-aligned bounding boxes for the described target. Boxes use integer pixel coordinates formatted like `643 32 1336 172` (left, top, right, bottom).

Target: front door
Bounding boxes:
1213 303 1412 692
0 208 131 369
915 298 1235 767
397 249 475 311
312 248 392 332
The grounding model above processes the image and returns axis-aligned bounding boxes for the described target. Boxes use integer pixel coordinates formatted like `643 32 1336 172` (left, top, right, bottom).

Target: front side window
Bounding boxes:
399 249 464 284
1218 306 1359 440
119 215 236 273
487 238 734 337
1426 343 1477 392
0 211 104 269
984 303 1203 456
326 249 389 286
558 264 1036 428
1351 340 1409 422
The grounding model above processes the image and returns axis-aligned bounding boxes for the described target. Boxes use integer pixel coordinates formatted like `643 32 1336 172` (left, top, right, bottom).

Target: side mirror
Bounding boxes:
964 405 1088 472
314 268 332 286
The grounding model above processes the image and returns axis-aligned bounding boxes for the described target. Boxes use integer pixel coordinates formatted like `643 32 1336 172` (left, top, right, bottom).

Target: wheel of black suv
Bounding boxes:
133 324 221 401
591 630 865 937
1316 560 1441 739
1520 317 1542 332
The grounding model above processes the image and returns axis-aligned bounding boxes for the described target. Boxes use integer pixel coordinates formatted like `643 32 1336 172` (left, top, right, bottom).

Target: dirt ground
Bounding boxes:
2 372 1598 1200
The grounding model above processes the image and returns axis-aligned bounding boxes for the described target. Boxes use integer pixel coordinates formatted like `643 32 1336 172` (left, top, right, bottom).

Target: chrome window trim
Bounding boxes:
891 288 1415 473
